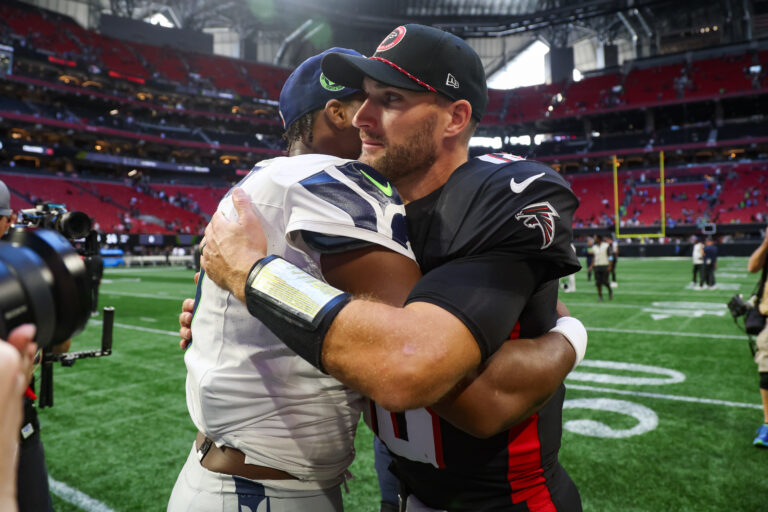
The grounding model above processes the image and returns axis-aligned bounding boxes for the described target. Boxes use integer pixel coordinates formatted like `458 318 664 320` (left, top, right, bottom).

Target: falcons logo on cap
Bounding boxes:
514 202 560 249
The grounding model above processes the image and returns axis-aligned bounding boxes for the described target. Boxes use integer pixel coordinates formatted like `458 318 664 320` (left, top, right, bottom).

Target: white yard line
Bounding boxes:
89 319 178 337
49 477 117 512
585 326 745 340
565 383 762 410
99 290 187 300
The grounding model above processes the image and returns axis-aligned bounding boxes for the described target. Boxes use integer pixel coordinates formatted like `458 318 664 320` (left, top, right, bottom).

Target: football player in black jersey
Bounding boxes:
201 24 583 512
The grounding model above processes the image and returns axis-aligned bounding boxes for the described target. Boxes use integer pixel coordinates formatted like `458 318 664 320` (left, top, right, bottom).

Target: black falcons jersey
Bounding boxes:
367 154 582 511
407 153 580 361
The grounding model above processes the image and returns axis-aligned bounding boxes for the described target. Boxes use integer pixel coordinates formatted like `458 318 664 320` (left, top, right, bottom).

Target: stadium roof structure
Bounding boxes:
76 0 748 73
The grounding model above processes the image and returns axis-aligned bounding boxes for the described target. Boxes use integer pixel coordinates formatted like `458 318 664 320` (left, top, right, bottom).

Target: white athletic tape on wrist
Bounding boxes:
247 255 348 328
549 316 587 371
244 255 351 371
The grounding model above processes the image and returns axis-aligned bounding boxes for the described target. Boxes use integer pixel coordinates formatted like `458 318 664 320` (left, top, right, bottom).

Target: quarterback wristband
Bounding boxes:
549 316 587 371
244 255 351 372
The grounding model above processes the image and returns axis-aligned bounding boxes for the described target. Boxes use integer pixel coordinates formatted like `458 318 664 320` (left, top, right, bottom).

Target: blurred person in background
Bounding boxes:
609 234 619 288
691 236 705 289
702 237 718 290
589 234 613 301
584 236 594 281
747 226 768 447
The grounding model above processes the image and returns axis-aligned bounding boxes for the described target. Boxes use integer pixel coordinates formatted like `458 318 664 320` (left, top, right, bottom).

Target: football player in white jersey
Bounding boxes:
168 47 422 512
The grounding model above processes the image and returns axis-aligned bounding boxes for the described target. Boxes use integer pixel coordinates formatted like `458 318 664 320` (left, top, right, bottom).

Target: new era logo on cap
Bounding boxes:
321 24 488 121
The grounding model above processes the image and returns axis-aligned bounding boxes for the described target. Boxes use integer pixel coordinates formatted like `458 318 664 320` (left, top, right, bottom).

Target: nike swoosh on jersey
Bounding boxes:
509 172 545 194
359 168 393 197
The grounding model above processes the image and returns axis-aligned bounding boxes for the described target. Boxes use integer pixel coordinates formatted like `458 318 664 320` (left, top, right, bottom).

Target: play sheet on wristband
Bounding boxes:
250 257 345 324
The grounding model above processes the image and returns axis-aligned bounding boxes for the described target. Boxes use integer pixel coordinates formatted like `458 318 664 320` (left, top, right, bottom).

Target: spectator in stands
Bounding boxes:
747 226 768 448
702 237 718 289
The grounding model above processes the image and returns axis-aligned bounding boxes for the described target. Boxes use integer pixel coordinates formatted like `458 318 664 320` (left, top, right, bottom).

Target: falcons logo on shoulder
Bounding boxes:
514 202 560 249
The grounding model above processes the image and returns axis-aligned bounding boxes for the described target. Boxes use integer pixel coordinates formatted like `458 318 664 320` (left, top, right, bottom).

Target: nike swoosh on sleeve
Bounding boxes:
509 172 545 194
359 169 393 197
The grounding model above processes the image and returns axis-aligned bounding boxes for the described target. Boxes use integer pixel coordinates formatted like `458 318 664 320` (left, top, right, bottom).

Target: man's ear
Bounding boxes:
443 99 472 139
323 99 349 131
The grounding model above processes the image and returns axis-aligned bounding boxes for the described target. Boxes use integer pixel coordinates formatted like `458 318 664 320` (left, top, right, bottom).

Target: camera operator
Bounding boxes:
0 179 59 511
0 325 37 512
747 226 768 448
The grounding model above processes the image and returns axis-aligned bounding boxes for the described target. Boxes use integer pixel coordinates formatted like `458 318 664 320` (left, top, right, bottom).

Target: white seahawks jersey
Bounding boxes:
185 153 414 488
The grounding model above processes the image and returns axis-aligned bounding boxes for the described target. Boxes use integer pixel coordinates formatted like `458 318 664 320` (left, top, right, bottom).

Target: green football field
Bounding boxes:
37 257 768 512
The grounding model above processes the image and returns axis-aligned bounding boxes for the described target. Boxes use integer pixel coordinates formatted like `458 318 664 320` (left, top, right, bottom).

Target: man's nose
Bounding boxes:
353 98 374 129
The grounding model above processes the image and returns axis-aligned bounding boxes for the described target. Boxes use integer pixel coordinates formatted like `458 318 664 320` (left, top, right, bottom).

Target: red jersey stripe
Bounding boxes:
426 407 446 469
507 414 557 511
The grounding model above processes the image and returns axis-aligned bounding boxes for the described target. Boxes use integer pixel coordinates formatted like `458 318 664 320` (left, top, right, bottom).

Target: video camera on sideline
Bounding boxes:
1 202 115 408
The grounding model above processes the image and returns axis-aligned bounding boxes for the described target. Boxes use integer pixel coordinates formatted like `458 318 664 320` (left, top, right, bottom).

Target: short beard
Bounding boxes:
363 113 438 186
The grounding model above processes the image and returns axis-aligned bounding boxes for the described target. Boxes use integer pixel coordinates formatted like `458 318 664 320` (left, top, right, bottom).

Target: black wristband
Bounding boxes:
244 255 351 372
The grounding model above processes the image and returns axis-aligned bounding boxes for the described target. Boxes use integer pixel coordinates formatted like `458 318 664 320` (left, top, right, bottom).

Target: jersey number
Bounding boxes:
366 403 446 468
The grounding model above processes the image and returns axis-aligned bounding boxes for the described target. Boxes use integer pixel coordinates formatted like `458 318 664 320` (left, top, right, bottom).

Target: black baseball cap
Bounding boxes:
321 24 488 121
279 47 364 129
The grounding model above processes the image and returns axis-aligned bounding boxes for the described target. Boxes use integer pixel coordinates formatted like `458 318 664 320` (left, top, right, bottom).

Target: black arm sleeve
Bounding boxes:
405 253 547 361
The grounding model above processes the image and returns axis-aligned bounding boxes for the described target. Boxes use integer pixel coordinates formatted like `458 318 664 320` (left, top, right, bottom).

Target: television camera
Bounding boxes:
1 202 114 408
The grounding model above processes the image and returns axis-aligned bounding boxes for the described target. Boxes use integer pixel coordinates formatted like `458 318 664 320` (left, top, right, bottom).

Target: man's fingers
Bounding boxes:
231 188 251 223
179 311 193 328
182 298 195 314
7 324 37 353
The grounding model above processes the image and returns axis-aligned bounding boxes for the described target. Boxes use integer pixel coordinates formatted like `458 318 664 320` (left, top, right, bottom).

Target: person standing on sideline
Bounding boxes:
703 237 718 289
589 234 613 301
747 226 768 447
585 236 594 281
609 234 619 288
691 236 705 289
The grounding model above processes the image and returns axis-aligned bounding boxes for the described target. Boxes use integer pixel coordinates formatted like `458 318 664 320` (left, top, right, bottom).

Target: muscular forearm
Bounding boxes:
430 332 575 438
322 300 481 412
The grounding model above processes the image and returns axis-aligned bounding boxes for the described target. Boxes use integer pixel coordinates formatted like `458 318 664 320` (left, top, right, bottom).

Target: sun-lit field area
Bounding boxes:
37 257 768 512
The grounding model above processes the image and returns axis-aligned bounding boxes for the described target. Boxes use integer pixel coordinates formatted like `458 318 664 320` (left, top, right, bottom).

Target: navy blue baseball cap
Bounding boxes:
278 47 364 129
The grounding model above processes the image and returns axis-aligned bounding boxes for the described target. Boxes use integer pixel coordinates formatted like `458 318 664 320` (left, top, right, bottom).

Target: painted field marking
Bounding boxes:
89 319 177 337
566 383 762 410
586 326 745 340
569 360 685 386
49 477 116 512
99 290 187 300
642 300 726 320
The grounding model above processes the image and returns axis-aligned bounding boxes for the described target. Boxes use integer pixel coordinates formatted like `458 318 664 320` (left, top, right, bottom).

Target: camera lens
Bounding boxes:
55 211 92 240
0 228 91 348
